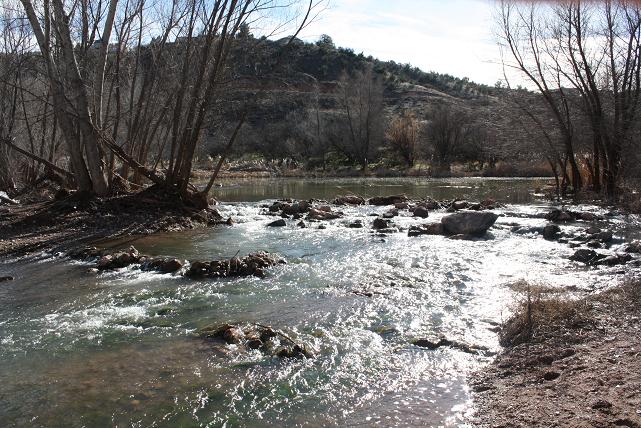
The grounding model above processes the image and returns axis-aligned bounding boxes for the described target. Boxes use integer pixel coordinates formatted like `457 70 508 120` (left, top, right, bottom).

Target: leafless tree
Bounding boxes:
330 65 384 170
499 0 641 198
386 110 420 168
425 103 470 175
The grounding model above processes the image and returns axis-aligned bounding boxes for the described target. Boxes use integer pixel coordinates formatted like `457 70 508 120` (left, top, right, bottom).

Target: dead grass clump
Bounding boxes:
599 277 641 309
500 282 591 348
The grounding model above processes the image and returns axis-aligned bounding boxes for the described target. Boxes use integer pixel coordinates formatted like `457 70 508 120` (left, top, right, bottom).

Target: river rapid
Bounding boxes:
1 178 639 427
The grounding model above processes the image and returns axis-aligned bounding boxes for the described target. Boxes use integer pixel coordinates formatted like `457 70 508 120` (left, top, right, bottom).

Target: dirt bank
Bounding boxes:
472 281 641 427
0 188 225 258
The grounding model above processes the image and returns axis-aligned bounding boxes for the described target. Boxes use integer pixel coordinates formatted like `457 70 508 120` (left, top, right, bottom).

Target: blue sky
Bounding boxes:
300 0 501 85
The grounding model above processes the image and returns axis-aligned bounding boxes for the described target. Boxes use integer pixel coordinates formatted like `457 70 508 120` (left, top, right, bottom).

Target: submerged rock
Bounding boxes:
368 194 409 206
412 337 488 354
333 195 365 205
0 275 14 282
408 223 444 237
546 209 575 222
441 211 499 236
307 208 342 221
184 252 285 279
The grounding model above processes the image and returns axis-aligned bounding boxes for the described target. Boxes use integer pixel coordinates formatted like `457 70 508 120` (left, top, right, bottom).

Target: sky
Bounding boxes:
299 0 503 86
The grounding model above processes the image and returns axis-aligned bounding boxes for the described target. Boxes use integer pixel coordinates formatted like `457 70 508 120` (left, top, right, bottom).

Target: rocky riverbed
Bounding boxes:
1 178 640 426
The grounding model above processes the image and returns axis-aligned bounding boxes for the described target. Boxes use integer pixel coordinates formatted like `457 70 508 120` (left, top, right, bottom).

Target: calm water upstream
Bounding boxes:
1 178 639 427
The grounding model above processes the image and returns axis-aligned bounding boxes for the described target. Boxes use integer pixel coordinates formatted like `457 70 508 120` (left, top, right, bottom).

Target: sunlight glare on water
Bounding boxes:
0 178 639 427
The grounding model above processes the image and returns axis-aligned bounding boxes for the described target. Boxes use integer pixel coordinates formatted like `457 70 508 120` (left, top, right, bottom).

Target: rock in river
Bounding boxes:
197 323 314 359
542 224 561 240
569 249 604 265
412 206 430 218
368 194 409 206
267 219 287 227
441 211 499 236
408 223 444 237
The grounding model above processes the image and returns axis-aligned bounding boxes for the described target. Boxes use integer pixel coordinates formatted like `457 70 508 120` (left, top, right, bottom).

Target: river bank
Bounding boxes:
0 186 225 258
472 280 641 427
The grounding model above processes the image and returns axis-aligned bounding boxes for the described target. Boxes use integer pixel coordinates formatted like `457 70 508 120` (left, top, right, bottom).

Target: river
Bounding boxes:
0 177 638 427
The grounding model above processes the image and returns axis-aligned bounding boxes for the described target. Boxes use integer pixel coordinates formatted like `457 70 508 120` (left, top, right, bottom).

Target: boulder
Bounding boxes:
542 224 561 240
160 258 183 273
368 194 409 206
441 211 499 236
372 218 390 230
412 206 430 218
451 200 469 210
297 221 306 228
394 202 409 210
348 220 363 228
569 249 604 265
267 219 287 227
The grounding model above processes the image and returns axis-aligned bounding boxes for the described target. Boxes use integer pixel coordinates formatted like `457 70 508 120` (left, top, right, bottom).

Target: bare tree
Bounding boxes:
11 0 320 203
330 65 384 170
386 110 420 168
499 0 641 198
425 103 469 176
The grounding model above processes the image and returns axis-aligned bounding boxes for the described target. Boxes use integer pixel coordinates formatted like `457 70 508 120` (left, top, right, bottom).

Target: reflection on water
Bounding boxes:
1 178 638 427
210 176 550 203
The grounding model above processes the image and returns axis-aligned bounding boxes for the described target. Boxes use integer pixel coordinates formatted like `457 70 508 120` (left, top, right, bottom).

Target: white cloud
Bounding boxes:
298 0 505 85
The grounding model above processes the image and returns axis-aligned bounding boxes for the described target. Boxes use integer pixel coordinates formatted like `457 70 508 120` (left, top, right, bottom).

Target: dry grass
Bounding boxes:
500 281 592 347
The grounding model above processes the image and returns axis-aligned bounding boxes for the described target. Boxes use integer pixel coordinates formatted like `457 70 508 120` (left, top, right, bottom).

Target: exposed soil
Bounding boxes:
0 186 225 258
472 282 641 427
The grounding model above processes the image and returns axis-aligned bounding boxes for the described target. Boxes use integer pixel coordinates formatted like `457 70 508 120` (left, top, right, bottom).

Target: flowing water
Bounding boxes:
1 178 639 427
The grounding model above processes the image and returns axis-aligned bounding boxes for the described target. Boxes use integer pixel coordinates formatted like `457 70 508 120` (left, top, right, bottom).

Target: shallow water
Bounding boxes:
1 178 639 427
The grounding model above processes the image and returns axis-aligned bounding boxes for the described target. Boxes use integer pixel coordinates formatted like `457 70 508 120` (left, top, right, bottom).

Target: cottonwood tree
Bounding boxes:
330 65 384 170
386 110 420 168
13 0 319 204
499 0 641 198
425 103 470 175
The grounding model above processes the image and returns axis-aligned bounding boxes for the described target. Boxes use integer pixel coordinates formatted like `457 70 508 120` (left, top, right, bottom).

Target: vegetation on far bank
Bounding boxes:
0 1 640 210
